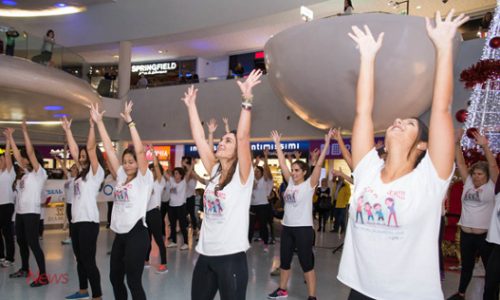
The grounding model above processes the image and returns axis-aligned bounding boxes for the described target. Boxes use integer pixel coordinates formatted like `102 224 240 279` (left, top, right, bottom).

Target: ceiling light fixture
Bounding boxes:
0 120 62 126
0 6 85 17
1 0 17 6
44 105 64 111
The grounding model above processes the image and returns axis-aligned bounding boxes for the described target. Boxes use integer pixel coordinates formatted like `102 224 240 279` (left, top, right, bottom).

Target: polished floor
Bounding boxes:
0 222 488 300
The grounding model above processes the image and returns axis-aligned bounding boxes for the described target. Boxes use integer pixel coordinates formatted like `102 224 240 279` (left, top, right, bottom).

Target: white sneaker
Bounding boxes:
0 258 5 263
1 260 14 267
180 244 189 251
167 242 177 248
144 262 150 269
61 238 72 245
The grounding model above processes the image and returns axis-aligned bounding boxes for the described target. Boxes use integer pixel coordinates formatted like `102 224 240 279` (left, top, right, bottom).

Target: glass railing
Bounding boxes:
1 26 88 81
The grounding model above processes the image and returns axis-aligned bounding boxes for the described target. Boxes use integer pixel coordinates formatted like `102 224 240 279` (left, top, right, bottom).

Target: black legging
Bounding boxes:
160 202 169 238
186 196 198 230
248 204 270 244
168 204 188 244
71 222 102 298
107 202 113 226
15 213 46 274
66 203 72 237
348 289 375 300
458 230 493 293
191 252 248 300
110 220 149 300
280 226 315 272
317 208 330 230
0 203 15 262
438 216 445 275
145 208 167 265
483 243 500 300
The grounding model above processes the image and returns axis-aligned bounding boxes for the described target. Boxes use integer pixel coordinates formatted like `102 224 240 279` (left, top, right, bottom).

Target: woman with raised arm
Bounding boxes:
183 69 262 300
248 147 274 251
0 129 16 267
448 132 498 300
332 128 353 171
144 145 168 273
5 122 48 287
337 11 468 300
91 102 153 300
207 118 218 151
165 162 191 250
267 129 332 300
60 117 105 300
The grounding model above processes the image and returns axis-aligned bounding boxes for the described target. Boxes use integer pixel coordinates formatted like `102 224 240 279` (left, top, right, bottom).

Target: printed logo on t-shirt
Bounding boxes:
103 184 114 196
283 188 298 206
19 177 25 191
170 187 177 194
203 189 225 220
64 180 71 190
114 183 132 203
353 187 404 233
463 188 482 205
74 181 81 197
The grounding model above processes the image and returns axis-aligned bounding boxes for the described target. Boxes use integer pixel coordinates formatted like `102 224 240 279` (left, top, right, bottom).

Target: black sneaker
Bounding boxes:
9 269 29 278
447 293 465 300
30 274 49 287
307 297 317 300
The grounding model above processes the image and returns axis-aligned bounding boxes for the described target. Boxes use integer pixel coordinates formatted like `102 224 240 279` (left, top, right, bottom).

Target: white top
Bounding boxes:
458 176 496 230
161 178 171 203
102 174 116 202
196 163 254 256
282 178 315 227
148 177 166 211
487 193 500 245
168 178 187 207
72 166 105 223
186 178 197 198
251 177 273 206
338 149 452 300
63 175 75 204
16 167 48 214
111 167 153 234
0 168 16 205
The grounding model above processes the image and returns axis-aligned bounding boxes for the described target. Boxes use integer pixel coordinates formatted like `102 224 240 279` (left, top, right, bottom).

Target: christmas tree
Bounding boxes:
459 0 500 154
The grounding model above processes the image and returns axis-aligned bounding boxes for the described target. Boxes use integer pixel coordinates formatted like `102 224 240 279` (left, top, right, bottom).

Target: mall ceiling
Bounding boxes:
1 0 496 63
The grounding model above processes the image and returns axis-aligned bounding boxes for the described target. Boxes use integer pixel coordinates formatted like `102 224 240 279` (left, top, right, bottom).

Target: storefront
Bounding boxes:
131 59 197 88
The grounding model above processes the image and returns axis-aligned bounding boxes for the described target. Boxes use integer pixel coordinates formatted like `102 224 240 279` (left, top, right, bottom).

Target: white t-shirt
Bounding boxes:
196 163 254 256
186 178 197 198
102 174 116 202
169 178 187 207
0 168 16 205
72 166 105 223
161 177 171 203
458 176 496 230
16 167 48 214
251 177 273 206
338 149 452 300
63 175 75 204
111 167 153 234
148 177 166 211
282 178 315 227
487 193 500 245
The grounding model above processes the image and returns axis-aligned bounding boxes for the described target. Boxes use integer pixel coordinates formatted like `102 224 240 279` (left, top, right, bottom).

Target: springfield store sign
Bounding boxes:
132 62 177 75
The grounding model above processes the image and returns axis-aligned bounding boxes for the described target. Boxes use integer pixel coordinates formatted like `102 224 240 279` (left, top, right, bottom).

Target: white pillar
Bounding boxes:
118 41 132 99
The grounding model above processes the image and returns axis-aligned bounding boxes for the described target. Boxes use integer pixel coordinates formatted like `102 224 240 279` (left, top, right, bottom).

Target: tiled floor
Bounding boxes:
0 224 489 300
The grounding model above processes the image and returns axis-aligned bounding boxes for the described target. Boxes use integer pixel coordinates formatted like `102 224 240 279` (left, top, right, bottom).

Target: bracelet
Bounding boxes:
241 102 252 110
128 122 136 128
126 120 134 125
242 95 253 103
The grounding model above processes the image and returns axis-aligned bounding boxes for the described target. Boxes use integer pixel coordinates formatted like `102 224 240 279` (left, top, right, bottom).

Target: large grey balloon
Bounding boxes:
264 13 461 133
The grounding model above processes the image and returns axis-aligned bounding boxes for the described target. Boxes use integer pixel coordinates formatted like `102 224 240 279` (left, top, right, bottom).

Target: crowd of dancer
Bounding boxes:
0 9 498 300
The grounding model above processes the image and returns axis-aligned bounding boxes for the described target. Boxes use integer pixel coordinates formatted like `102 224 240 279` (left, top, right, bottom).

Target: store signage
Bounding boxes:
146 146 171 161
309 137 384 159
132 62 177 75
184 141 309 157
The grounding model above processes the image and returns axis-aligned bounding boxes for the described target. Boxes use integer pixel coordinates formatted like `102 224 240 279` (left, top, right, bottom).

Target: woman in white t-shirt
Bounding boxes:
91 101 153 300
54 155 78 245
5 123 48 287
268 129 332 300
182 69 262 300
166 165 192 250
0 130 16 267
160 172 171 239
61 116 106 300
484 179 500 300
337 11 467 300
449 132 498 300
102 162 117 228
144 145 168 273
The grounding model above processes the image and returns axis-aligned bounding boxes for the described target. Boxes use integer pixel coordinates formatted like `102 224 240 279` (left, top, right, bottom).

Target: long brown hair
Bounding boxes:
212 130 238 193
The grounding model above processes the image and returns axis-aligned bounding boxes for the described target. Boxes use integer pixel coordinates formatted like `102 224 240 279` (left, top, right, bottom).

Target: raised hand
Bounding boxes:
473 131 489 147
222 117 229 126
60 116 72 132
425 10 469 50
348 25 384 58
207 118 218 134
332 127 342 141
21 120 28 132
325 128 334 144
90 103 105 123
293 150 302 160
270 130 281 145
120 101 133 123
263 147 270 159
236 69 263 98
3 128 14 138
310 148 320 165
181 85 198 107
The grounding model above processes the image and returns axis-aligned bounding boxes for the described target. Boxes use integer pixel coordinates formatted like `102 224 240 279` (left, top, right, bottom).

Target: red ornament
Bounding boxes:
466 127 478 139
455 109 468 123
490 36 500 49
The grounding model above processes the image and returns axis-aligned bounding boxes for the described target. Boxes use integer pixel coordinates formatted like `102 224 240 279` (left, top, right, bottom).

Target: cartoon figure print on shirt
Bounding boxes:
462 186 482 206
203 189 225 221
353 187 402 232
113 183 133 211
283 186 298 206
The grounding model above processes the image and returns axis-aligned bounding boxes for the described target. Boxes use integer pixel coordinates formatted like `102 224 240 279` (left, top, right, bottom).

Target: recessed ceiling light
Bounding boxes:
416 5 422 9
55 2 67 8
53 113 69 118
0 6 85 17
158 50 163 54
112 55 119 58
44 105 64 111
2 0 17 6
